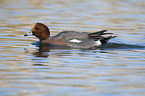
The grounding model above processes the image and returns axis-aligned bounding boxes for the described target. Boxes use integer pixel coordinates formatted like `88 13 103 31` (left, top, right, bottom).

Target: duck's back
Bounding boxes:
50 31 97 48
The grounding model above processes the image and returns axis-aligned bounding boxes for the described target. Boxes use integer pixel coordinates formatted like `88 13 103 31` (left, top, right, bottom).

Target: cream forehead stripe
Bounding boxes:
31 23 37 30
69 39 82 43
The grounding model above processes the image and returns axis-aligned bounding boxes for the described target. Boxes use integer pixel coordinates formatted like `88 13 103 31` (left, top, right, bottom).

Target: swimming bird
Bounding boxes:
24 23 117 49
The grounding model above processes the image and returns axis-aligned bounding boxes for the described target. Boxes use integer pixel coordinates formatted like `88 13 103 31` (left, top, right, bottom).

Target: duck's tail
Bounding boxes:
88 30 117 44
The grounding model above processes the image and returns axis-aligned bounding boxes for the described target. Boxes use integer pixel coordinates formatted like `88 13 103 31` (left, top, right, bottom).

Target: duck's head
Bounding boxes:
24 23 50 41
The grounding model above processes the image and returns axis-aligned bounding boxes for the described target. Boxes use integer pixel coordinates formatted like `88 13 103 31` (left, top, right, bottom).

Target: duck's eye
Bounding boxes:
35 27 39 30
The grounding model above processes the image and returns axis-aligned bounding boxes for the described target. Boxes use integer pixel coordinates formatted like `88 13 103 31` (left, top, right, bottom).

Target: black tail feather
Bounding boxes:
100 35 117 44
89 30 108 36
88 30 117 43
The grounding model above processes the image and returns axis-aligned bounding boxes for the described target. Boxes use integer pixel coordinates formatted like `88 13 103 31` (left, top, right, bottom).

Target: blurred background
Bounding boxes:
0 0 145 96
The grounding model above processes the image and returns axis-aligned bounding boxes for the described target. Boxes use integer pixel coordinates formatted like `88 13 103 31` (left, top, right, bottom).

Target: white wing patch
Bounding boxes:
70 39 82 43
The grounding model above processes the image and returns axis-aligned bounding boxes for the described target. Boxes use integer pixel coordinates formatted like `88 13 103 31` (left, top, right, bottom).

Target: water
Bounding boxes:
0 0 145 96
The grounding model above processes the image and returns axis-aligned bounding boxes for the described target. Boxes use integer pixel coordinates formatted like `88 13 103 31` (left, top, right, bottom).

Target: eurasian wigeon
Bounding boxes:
24 23 117 48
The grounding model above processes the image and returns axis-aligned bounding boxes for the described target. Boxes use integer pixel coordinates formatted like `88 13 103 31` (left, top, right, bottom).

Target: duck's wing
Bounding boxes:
50 31 96 48
51 31 89 40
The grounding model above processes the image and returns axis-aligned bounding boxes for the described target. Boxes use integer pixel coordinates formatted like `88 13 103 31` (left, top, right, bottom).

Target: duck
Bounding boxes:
24 22 117 49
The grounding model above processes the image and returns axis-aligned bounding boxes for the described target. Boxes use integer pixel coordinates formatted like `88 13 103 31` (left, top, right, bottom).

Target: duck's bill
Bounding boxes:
24 31 33 37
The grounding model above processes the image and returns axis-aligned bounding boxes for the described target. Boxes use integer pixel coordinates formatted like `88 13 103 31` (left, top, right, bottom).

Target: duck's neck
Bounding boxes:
39 33 50 41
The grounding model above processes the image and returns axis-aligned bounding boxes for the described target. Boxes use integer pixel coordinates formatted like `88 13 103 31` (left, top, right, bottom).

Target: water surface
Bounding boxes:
0 0 145 96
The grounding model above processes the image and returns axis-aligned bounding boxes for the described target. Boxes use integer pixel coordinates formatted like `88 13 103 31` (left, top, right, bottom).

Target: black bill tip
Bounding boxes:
24 34 28 37
24 31 33 37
